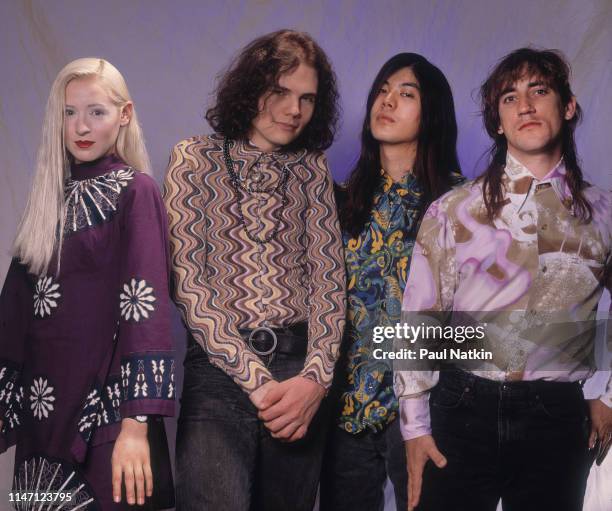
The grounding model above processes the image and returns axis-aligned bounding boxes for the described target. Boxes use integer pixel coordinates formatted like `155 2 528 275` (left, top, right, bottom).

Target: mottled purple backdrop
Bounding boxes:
1 1 611 509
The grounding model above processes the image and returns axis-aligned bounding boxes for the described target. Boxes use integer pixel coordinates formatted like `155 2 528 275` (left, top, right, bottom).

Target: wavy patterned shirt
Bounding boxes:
163 134 346 393
394 153 612 440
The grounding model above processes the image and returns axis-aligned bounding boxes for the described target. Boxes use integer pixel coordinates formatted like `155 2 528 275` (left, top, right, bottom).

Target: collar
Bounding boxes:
503 152 573 211
69 154 128 181
230 138 306 170
379 168 421 196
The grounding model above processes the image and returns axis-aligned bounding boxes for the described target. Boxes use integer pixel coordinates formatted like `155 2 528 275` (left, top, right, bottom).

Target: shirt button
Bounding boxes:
540 224 548 231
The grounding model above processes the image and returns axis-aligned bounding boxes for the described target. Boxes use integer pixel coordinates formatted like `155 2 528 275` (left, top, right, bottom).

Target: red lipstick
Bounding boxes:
75 140 94 148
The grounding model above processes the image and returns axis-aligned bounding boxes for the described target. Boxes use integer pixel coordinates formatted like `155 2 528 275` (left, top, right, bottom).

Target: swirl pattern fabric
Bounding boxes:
164 134 346 393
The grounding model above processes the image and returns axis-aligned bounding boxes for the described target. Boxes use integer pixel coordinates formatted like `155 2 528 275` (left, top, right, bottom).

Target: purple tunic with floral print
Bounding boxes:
0 155 175 510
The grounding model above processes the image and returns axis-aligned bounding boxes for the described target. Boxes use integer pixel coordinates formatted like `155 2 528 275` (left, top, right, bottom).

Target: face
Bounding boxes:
249 62 318 152
64 76 132 164
497 74 576 160
370 67 421 146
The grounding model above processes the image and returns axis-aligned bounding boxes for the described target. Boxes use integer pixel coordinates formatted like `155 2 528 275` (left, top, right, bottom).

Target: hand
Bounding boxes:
258 376 326 442
405 435 447 511
588 399 612 464
111 418 152 506
249 379 279 409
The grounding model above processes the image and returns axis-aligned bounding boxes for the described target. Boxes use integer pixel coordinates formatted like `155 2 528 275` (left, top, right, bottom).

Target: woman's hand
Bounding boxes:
111 418 152 506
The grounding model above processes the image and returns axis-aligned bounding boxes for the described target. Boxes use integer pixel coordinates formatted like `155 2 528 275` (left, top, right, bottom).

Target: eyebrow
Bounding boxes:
500 80 547 96
64 103 107 108
382 80 420 90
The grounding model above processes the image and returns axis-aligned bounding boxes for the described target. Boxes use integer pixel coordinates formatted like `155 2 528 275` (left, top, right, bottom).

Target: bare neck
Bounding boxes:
379 142 417 182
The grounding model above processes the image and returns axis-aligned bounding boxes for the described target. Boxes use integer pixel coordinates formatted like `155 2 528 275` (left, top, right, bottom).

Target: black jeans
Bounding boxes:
175 336 329 511
319 418 408 511
418 369 593 511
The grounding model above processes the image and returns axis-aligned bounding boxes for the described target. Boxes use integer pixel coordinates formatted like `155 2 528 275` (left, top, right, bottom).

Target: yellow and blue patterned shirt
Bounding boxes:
338 170 426 433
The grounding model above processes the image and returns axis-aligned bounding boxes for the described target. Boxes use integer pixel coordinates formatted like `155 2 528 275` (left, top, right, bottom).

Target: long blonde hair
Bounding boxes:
13 58 151 276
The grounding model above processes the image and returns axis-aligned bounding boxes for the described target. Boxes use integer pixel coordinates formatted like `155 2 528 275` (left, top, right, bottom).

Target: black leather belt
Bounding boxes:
238 322 308 358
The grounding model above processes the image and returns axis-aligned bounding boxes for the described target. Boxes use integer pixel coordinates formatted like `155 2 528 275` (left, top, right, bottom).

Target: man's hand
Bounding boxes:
249 379 280 409
111 419 152 506
588 399 612 464
405 435 447 511
257 376 326 442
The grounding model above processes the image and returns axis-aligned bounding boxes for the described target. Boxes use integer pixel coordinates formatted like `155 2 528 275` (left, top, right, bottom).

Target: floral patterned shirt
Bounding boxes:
338 170 463 433
394 153 612 440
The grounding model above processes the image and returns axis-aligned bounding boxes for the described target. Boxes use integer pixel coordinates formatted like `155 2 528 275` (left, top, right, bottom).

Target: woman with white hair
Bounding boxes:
0 58 174 509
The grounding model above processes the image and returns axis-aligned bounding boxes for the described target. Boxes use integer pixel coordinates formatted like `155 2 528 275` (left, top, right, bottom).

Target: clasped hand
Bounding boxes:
250 376 325 442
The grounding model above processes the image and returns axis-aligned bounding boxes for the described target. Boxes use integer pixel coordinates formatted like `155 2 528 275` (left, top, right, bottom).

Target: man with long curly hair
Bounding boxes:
163 30 345 510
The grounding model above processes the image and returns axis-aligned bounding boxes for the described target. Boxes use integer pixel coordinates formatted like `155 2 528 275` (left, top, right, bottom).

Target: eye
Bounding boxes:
378 86 389 95
64 108 75 117
272 88 287 96
534 87 549 96
400 92 414 98
502 95 517 104
91 109 106 116
301 96 316 104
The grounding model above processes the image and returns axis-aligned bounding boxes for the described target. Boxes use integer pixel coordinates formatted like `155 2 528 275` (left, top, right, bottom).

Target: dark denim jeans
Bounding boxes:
418 369 593 511
319 418 408 511
175 336 329 511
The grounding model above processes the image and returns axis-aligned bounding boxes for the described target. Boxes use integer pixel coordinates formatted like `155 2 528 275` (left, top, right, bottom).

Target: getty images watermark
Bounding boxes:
371 322 493 362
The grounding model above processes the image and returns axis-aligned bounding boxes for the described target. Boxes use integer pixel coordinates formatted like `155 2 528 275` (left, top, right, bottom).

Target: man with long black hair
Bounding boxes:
164 30 345 510
320 53 463 511
395 48 612 511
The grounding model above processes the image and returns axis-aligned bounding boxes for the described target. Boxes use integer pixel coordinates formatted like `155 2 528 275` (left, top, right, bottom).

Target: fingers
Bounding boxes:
134 463 146 506
123 464 136 505
259 397 291 422
287 424 307 442
112 460 122 503
271 420 300 440
589 426 598 449
264 412 294 434
144 462 154 498
407 461 423 511
428 444 448 469
260 385 287 410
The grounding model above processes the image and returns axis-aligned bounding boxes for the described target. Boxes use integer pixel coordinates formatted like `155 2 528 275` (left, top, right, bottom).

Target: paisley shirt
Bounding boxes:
394 153 612 440
339 170 463 433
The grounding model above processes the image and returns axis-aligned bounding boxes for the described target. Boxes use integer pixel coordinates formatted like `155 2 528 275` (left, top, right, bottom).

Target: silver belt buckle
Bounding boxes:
248 327 278 356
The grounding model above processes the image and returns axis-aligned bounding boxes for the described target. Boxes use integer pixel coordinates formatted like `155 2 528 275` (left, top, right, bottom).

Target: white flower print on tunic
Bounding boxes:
33 276 61 318
119 278 156 322
29 377 55 420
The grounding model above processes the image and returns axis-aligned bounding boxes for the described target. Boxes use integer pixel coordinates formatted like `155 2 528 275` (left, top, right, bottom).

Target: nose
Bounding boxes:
287 95 301 118
382 90 395 109
75 114 91 135
518 95 535 115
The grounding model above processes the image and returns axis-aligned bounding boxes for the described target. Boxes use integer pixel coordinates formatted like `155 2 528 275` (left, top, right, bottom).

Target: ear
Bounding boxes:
564 96 577 121
497 126 504 135
120 102 133 127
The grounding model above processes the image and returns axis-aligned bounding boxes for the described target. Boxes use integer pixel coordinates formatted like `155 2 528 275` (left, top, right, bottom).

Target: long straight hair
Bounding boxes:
339 53 462 238
478 48 591 221
13 58 151 276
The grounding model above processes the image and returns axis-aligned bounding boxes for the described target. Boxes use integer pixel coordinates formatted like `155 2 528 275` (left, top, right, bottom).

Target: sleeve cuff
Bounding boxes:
299 365 332 390
399 394 432 441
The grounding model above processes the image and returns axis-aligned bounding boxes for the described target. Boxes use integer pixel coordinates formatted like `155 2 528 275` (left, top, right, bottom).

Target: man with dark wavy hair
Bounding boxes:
394 47 612 511
163 30 345 511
